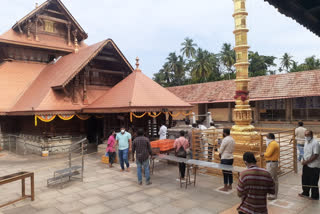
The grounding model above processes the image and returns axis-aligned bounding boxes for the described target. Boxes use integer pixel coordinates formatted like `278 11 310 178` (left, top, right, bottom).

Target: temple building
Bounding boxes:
0 0 191 152
168 70 320 126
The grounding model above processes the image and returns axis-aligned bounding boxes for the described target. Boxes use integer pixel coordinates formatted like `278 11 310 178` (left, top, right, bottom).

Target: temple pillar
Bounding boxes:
254 101 260 123
231 0 260 159
228 102 232 122
285 99 292 122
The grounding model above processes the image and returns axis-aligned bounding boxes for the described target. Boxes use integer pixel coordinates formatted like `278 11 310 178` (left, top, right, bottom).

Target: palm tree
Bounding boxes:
280 53 293 72
180 37 197 59
190 48 212 83
219 43 235 79
304 55 320 70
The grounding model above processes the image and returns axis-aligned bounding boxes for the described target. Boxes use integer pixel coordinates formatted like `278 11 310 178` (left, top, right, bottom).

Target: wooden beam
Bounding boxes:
45 9 64 15
95 56 119 62
38 15 69 24
100 51 115 56
90 68 124 76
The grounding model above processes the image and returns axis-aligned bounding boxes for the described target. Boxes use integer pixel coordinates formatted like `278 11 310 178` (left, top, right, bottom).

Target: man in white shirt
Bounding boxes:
299 130 320 200
158 123 167 140
219 128 235 192
295 122 307 161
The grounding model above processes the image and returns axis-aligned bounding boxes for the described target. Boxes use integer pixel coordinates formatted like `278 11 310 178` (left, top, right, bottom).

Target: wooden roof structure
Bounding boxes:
264 0 320 37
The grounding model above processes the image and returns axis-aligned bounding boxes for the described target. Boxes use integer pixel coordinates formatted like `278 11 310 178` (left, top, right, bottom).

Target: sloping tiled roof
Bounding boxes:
84 69 192 113
0 29 86 52
0 61 46 114
167 70 320 104
9 39 132 114
49 39 133 88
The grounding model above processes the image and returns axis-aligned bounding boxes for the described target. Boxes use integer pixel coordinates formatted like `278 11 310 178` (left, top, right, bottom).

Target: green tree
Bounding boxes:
280 53 294 72
190 48 218 83
290 55 320 72
248 51 276 77
180 37 197 59
219 43 236 80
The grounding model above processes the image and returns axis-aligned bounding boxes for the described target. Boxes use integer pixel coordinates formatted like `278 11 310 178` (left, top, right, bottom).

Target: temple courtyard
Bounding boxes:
0 151 318 214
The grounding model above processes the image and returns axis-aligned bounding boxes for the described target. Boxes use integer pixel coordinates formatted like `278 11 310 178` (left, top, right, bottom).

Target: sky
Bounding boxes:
1 0 320 78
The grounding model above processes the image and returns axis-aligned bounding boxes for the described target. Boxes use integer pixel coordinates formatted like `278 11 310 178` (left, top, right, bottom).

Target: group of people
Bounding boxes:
105 127 152 185
103 121 319 214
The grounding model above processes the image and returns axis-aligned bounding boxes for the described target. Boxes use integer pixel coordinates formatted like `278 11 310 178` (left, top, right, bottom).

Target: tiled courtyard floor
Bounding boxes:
0 151 319 214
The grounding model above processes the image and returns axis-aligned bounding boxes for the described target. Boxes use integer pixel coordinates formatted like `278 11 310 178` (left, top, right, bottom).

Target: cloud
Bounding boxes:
1 0 319 77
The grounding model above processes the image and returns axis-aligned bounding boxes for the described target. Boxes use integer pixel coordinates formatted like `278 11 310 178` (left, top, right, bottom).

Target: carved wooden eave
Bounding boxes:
50 39 134 91
12 0 88 41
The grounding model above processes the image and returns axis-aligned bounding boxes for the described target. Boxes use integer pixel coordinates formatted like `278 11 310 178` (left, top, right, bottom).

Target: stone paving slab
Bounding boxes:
0 151 319 214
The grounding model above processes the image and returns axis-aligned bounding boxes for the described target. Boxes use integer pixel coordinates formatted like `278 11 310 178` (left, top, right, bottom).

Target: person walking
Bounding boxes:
132 128 152 185
219 128 235 191
174 130 189 180
106 130 116 168
116 127 132 172
237 152 275 214
295 122 307 161
158 123 167 140
299 130 320 200
261 133 280 200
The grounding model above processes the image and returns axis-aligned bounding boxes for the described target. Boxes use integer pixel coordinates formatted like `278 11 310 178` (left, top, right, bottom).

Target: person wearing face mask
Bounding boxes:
116 127 132 172
299 130 320 200
260 133 280 200
237 152 275 214
218 128 235 191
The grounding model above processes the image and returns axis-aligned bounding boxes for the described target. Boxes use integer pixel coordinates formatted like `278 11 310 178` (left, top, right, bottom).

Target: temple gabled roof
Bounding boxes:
84 59 192 113
0 0 88 52
8 39 133 115
13 0 87 40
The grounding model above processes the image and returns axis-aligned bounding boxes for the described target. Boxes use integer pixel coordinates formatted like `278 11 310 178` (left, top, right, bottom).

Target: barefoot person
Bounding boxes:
219 128 235 191
132 128 152 185
261 133 280 200
106 130 116 168
299 130 320 200
116 127 132 172
174 130 189 180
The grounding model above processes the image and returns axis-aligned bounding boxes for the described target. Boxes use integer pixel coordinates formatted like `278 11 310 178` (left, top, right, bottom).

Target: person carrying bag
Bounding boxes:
174 130 190 179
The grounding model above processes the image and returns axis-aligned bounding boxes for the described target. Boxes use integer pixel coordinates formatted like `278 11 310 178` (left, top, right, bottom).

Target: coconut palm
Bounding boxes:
219 43 235 79
280 53 294 72
180 37 197 59
190 48 213 83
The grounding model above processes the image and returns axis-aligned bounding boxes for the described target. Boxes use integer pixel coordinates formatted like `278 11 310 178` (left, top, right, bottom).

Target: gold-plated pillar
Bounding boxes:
231 0 259 146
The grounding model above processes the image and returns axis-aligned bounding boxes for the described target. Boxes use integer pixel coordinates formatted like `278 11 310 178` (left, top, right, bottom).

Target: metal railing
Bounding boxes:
191 127 297 177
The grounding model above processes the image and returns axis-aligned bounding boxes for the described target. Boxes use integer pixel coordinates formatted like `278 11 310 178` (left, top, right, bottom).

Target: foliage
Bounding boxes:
152 37 318 87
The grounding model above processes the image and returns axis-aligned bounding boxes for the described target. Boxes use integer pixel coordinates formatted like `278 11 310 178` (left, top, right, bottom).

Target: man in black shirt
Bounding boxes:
132 128 152 185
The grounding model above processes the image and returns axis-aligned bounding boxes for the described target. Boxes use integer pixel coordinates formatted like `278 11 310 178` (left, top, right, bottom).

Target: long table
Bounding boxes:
153 154 246 188
0 171 35 208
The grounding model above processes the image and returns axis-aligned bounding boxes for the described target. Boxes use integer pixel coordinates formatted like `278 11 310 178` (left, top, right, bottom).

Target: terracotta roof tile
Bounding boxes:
84 69 192 113
0 61 46 113
167 70 320 103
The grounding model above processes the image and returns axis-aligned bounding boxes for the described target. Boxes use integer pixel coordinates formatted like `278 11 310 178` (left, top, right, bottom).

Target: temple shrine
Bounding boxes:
0 0 191 153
